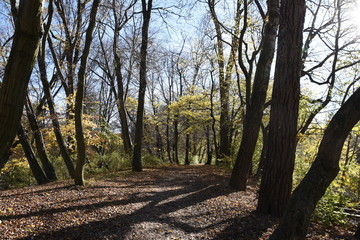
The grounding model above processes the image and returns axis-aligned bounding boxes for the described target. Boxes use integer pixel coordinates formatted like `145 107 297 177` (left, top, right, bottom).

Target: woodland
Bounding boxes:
0 0 359 239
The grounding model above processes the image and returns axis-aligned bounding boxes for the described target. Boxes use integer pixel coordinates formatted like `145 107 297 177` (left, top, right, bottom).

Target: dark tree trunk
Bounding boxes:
132 0 153 172
269 87 360 240
18 125 49 185
206 126 213 165
0 0 43 168
256 123 269 177
173 117 180 164
74 0 100 186
355 223 360 239
165 115 173 163
25 97 57 181
229 0 280 190
257 0 306 217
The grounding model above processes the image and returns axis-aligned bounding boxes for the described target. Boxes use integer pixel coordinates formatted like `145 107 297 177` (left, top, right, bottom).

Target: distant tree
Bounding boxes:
207 0 241 159
0 0 43 170
269 87 360 240
257 0 306 217
132 0 153 172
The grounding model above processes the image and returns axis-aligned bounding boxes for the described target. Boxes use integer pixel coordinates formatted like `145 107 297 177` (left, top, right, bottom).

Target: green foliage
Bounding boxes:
313 188 347 226
142 154 162 168
0 157 34 189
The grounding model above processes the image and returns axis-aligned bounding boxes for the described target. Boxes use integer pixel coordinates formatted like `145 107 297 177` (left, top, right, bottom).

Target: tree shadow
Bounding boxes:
9 168 243 239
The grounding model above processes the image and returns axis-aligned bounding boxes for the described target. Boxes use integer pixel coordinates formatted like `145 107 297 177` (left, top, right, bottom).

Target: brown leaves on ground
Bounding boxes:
0 165 356 239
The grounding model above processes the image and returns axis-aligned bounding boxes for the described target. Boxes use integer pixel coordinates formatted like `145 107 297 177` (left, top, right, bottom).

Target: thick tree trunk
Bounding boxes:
270 87 360 240
18 125 49 185
25 98 57 181
257 0 306 217
0 0 43 168
132 0 153 172
74 0 100 186
229 0 280 190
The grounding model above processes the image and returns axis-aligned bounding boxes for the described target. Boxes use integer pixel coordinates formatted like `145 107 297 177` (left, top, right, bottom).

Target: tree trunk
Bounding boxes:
0 0 43 168
18 125 49 185
208 0 241 159
229 0 280 190
74 0 100 186
355 223 360 239
132 0 153 172
112 0 132 154
256 123 269 177
185 133 190 165
25 97 57 181
257 0 306 217
206 126 213 165
38 42 75 179
173 117 180 164
269 87 360 240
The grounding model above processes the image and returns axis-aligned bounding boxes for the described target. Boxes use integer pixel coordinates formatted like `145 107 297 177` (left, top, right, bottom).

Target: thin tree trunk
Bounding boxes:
206 126 213 165
38 41 75 179
173 117 180 164
74 0 100 186
185 133 191 165
257 0 306 217
0 0 43 168
269 87 360 240
256 123 269 177
229 0 280 190
18 125 49 185
132 0 153 172
25 97 57 181
112 0 132 154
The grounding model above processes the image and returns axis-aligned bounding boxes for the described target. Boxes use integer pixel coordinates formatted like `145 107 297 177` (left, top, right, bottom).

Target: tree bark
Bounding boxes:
25 97 57 181
269 87 360 240
0 0 43 169
74 0 100 186
18 124 49 185
132 0 153 172
257 0 306 217
229 0 280 190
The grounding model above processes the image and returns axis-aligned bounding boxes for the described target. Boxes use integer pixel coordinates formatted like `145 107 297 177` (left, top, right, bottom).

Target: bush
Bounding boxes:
142 154 162 167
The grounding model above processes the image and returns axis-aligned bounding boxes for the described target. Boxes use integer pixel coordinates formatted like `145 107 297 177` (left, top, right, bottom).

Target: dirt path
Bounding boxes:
0 165 356 239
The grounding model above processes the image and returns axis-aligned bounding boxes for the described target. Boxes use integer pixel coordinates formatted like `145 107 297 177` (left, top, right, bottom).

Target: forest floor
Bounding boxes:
0 165 357 240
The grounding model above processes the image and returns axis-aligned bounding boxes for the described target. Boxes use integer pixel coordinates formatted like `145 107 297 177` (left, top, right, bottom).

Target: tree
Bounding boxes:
207 0 241 159
229 0 280 190
131 0 153 172
37 0 75 178
257 0 306 217
0 0 43 169
74 0 101 186
269 87 360 240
